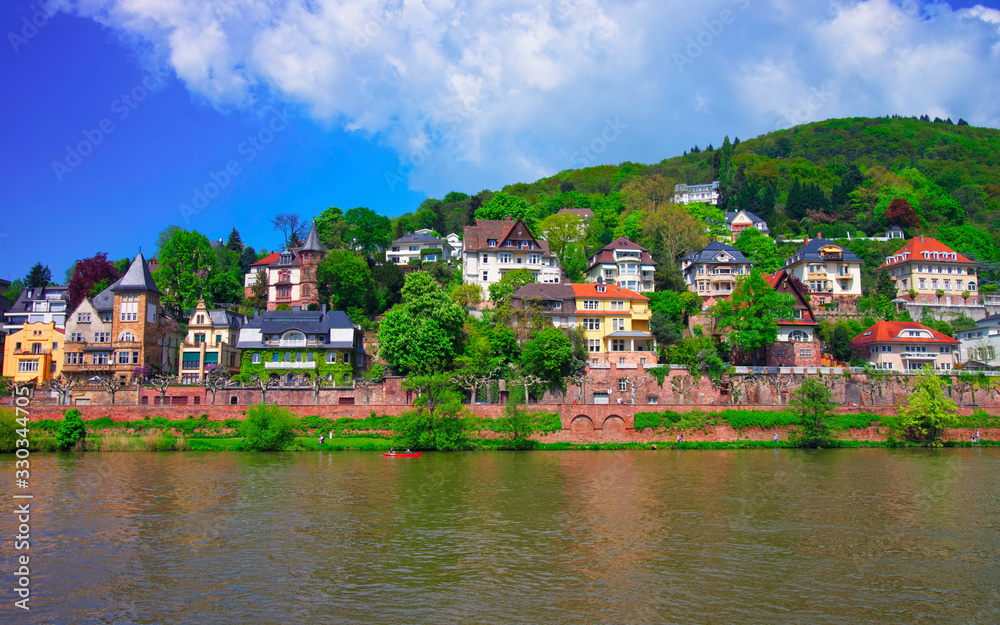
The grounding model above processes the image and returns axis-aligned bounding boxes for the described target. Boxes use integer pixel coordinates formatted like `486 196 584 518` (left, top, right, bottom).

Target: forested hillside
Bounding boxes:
393 115 1000 292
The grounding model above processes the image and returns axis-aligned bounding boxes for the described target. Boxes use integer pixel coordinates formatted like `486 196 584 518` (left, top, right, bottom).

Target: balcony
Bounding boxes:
264 361 316 370
277 338 307 348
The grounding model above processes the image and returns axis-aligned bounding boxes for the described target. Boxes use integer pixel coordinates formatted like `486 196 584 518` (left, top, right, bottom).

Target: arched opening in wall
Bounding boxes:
570 415 594 433
230 396 238 405
603 415 626 433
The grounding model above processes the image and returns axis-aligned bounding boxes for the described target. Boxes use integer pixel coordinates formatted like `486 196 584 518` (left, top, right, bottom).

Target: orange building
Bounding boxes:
2 322 64 385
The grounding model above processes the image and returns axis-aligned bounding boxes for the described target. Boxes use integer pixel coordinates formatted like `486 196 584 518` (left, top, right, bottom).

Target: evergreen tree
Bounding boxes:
239 246 258 272
226 228 244 252
24 263 52 288
786 178 805 220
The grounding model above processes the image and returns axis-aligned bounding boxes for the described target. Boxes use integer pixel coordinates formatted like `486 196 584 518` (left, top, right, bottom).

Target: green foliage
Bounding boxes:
475 191 533 223
711 271 795 364
56 408 87 451
898 369 959 445
378 272 466 374
0 408 18 453
789 378 833 447
496 403 539 450
734 228 781 272
317 250 372 312
345 207 393 256
488 268 536 307
393 402 469 451
520 326 574 390
240 403 299 451
153 228 218 318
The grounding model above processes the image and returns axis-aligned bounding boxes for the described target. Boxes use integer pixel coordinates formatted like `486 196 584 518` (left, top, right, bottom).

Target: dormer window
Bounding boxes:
487 239 497 247
596 285 606 293
280 252 293 264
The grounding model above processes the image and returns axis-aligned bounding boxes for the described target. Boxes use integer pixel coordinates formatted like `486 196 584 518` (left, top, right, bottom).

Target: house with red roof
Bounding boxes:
242 221 326 310
851 321 959 372
583 237 656 293
760 270 821 367
462 219 561 291
878 236 980 305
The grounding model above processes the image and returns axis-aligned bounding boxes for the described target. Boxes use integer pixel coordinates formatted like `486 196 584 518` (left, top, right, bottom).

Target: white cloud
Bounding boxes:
62 0 1000 195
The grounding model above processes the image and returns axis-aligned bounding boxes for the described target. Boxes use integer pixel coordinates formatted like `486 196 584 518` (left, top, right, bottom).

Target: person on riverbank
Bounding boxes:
773 432 779 444
319 435 324 446
676 434 683 443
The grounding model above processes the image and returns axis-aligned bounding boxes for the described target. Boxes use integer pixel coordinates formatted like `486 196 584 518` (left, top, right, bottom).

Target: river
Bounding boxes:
4 449 999 624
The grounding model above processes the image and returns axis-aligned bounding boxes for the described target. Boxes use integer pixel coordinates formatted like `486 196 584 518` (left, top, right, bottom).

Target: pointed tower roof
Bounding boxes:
111 252 162 295
299 220 325 253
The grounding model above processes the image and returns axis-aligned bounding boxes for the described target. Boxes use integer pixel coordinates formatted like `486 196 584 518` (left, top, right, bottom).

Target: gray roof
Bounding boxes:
91 281 119 312
392 232 445 246
6 285 69 314
681 241 750 265
784 238 862 268
606 331 654 338
238 310 359 349
724 210 767 225
510 283 577 313
111 252 162 295
209 310 245 328
299 221 325 253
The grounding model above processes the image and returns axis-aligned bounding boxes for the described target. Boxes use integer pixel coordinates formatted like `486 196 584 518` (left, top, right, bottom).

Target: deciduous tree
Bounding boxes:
67 253 121 309
711 271 795 365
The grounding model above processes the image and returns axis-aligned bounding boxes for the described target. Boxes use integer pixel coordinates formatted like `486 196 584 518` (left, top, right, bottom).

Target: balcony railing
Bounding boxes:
277 339 307 347
901 352 937 359
264 361 316 370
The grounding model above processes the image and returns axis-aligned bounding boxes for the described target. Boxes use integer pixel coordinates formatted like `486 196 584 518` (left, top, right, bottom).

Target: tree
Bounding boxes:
240 403 298 451
316 250 372 312
875 267 897 301
885 198 920 229
378 272 466 374
56 408 87 451
248 373 278 403
537 212 583 265
640 202 708 263
203 364 231 404
239 246 258 272
355 367 383 404
790 377 832 447
272 214 307 249
67 253 121 309
146 373 173 406
496 403 538 450
488 268 536 307
734 228 781 272
153 228 218 319
243 269 269 313
450 283 483 308
519 327 574 391
44 375 77 406
828 325 853 363
314 206 349 250
474 192 533 222
370 263 405 314
898 369 958 445
561 242 588 282
711 271 795 365
97 375 128 405
23 263 52 288
4 279 24 307
226 228 244 252
345 207 392 256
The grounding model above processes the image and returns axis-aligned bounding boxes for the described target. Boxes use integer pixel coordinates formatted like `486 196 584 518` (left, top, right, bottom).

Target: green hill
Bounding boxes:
399 116 1000 290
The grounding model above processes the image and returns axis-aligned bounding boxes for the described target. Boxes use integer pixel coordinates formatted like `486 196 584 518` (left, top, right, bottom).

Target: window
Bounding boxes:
612 339 626 351
583 300 599 310
596 285 606 293
610 300 625 311
619 378 627 392
605 269 615 278
77 312 91 323
252 353 261 364
93 352 109 365
776 348 785 357
120 293 139 322
70 332 83 342
120 331 136 342
487 239 497 247
799 348 813 358
588 339 601 352
66 352 82 365
941 346 951 354
132 351 140 364
118 351 131 364
326 352 337 363
18 361 39 373
528 254 541 264
197 314 205 324
482 271 489 282
481 254 489 263
647 396 658 405
499 253 512 264
612 318 627 332
52 342 58 351
583 318 601 330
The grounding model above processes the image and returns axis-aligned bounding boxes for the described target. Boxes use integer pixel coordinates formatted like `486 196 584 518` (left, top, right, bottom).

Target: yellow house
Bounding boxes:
178 298 245 383
571 283 655 366
2 322 64 385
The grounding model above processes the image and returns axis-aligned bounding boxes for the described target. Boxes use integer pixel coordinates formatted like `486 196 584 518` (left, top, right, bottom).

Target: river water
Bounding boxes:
4 449 1000 624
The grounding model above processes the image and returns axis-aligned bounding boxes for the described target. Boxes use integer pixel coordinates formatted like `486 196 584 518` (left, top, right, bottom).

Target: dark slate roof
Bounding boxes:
299 221 325 253
6 285 69 314
585 237 656 271
392 232 444 245
111 252 162 294
91 281 119 312
510 283 577 314
210 310 245 328
724 210 767 225
681 241 749 265
462 219 551 255
784 238 862 268
244 310 355 333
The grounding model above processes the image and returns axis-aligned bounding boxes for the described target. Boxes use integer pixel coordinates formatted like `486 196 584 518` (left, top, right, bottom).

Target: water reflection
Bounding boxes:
1 449 998 624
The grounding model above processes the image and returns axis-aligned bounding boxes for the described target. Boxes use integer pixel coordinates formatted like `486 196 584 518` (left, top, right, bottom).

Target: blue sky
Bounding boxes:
2 0 1000 283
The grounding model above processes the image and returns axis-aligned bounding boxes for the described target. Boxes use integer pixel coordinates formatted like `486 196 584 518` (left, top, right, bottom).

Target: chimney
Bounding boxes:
920 235 925 242
817 232 822 239
322 304 327 313
291 305 301 312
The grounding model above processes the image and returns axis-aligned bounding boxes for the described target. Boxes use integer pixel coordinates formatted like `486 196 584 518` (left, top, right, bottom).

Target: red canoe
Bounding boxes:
383 452 422 457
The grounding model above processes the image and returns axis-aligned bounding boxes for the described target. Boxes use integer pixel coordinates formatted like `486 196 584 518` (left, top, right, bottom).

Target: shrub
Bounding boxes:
393 400 469 451
153 433 178 451
0 408 18 453
240 403 299 451
898 370 958 445
56 408 87 451
497 404 538 450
